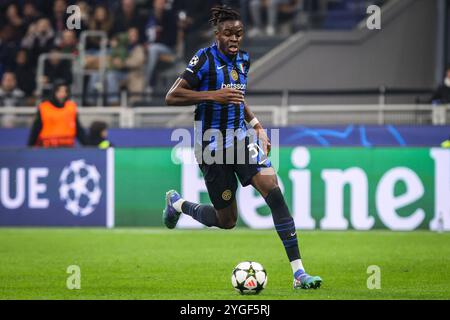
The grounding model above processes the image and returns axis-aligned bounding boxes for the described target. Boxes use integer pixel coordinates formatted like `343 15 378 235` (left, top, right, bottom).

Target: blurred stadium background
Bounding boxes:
1 0 450 300
0 0 448 229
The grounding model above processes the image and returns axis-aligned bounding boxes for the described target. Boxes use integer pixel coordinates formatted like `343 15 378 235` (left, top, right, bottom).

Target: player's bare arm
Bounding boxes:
165 78 245 106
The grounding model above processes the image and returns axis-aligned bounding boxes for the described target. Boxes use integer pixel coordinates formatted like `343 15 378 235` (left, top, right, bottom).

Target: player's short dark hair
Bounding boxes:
209 5 241 31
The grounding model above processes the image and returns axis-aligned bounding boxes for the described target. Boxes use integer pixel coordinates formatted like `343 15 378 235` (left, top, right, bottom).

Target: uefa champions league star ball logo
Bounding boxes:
189 55 199 67
59 160 102 216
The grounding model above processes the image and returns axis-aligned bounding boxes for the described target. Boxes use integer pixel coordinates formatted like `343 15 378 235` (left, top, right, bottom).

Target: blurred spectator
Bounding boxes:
5 3 26 42
21 18 55 68
51 0 69 41
90 4 114 36
57 30 79 56
14 49 36 99
87 120 113 148
28 82 87 148
0 72 25 127
221 0 250 25
73 1 91 36
112 0 146 38
431 67 450 104
0 72 25 107
102 33 127 105
41 48 73 94
87 32 127 105
0 25 19 74
84 5 114 71
248 0 301 36
22 1 43 29
88 5 114 49
84 4 114 65
88 27 145 105
122 27 146 101
144 0 185 91
0 1 201 107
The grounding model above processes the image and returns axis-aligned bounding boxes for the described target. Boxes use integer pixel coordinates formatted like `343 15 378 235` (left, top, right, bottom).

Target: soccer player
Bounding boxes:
163 5 322 290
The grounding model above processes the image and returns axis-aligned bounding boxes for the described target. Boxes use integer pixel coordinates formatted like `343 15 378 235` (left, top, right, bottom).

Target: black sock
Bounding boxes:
181 201 219 227
265 187 301 262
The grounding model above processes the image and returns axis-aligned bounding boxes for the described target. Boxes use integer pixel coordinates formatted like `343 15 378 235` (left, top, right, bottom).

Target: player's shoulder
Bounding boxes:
193 46 213 59
195 47 208 55
188 47 211 69
239 49 250 62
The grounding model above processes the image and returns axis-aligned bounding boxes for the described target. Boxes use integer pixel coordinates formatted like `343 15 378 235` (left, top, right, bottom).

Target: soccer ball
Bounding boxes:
231 261 267 294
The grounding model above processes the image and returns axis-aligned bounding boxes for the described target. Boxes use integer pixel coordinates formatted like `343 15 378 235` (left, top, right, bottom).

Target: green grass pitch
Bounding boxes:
0 228 449 299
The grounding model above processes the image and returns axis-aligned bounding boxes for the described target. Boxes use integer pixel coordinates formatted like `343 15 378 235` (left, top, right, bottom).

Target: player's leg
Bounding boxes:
183 198 238 229
163 163 238 229
163 191 238 229
250 169 303 268
216 199 238 229
163 189 218 229
250 169 322 289
235 132 321 289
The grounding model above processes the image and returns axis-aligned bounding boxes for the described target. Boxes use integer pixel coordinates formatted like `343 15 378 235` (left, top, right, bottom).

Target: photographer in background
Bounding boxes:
431 66 450 104
87 121 113 149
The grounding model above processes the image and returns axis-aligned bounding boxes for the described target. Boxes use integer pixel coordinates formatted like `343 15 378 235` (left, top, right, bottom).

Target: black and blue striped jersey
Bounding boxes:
181 42 251 150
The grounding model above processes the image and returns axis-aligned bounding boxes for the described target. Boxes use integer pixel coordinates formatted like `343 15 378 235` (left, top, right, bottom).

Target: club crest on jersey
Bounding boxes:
222 189 232 201
230 69 239 81
189 55 199 67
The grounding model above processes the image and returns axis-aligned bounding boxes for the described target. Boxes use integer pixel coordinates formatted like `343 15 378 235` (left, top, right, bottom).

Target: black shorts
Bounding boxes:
197 136 271 210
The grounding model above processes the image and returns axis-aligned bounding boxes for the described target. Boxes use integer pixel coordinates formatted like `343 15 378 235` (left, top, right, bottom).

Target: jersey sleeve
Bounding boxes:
243 51 251 74
181 49 209 89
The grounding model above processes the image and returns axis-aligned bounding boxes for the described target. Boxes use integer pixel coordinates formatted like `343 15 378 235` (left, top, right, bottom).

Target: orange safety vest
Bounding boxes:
37 100 78 148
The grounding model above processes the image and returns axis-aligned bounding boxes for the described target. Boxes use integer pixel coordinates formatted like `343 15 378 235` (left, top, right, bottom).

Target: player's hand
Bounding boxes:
211 88 244 105
256 127 271 156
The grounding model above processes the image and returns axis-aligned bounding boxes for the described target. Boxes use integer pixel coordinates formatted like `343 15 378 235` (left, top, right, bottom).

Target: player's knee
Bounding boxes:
253 174 279 197
216 204 238 229
268 181 279 192
221 221 236 229
259 182 279 199
217 216 237 229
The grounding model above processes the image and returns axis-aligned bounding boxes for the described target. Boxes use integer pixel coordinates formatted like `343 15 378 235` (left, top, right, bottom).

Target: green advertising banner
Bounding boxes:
115 147 450 231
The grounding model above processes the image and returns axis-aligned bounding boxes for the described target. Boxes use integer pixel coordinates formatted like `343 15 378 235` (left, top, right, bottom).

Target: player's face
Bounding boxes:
216 20 244 57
